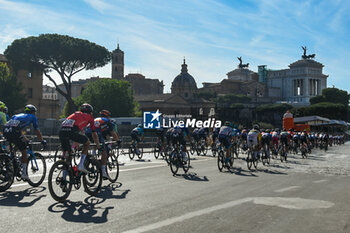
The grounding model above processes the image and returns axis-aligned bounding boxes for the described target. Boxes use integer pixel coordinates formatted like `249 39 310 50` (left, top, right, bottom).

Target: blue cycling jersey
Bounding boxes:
5 113 39 130
131 127 144 136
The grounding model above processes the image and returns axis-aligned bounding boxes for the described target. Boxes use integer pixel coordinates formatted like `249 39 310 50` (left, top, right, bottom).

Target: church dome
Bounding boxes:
171 59 197 90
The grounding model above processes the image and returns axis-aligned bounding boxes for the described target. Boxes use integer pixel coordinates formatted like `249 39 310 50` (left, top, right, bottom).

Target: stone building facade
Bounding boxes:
265 57 328 106
0 54 55 118
198 64 273 103
136 59 215 119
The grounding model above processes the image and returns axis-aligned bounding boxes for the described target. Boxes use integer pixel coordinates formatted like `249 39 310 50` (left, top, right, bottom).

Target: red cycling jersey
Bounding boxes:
65 111 96 132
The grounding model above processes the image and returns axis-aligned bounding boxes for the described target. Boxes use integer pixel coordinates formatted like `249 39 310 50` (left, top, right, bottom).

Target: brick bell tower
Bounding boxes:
111 43 124 79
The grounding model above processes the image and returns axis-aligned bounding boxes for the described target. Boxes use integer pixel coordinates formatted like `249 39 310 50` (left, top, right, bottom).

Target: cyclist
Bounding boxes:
0 101 7 129
247 125 261 160
218 121 233 165
261 129 271 158
191 128 200 144
3 104 46 180
211 126 220 146
86 110 119 179
280 128 290 153
130 124 144 155
155 127 165 145
300 131 308 152
59 103 100 174
198 127 209 144
171 124 190 162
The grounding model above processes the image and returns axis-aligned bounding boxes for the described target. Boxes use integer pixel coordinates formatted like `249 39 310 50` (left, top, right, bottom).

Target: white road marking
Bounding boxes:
10 158 213 188
313 179 327 183
253 197 334 210
122 197 334 233
122 198 253 233
274 186 300 193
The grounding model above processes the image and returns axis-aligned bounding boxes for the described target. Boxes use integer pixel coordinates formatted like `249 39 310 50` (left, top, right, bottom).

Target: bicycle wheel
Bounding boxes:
233 145 239 158
26 153 46 187
0 154 15 192
262 151 267 166
48 160 72 202
202 145 208 156
154 146 159 159
54 146 63 162
280 150 284 162
107 153 119 183
247 151 253 170
212 147 216 157
83 159 102 196
137 147 143 159
182 152 190 173
169 151 179 175
217 151 224 172
189 144 195 155
129 147 135 160
253 152 258 169
73 151 81 166
266 150 271 165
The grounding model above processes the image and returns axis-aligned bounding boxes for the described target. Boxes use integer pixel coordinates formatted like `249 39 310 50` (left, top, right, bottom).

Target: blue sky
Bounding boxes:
0 0 349 93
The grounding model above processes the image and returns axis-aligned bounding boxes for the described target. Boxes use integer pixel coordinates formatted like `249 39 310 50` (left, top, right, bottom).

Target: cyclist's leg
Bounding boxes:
70 132 89 173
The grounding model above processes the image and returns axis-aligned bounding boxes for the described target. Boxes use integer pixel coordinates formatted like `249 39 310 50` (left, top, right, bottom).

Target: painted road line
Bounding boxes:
274 186 301 193
11 157 214 188
122 197 334 233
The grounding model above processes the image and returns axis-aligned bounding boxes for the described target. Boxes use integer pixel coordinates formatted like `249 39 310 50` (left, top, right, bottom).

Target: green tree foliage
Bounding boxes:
195 92 217 101
216 94 251 104
308 87 349 120
297 102 347 120
310 87 349 106
4 34 111 114
256 103 293 113
72 79 136 117
0 62 26 115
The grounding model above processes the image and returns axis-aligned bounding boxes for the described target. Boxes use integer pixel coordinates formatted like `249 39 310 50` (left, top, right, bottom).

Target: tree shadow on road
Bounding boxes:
0 186 46 207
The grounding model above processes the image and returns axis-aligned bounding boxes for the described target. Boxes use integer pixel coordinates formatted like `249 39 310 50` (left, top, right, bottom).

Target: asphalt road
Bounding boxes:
1 143 350 233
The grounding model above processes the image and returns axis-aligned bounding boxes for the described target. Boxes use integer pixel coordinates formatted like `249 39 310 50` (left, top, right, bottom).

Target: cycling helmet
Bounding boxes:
253 124 260 130
137 124 143 128
100 109 111 118
80 103 93 113
225 121 231 126
0 101 5 111
24 104 37 113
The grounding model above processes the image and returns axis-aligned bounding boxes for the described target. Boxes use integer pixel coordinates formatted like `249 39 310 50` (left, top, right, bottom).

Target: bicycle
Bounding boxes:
189 140 196 155
153 141 165 160
246 141 258 171
48 149 102 202
217 143 234 172
104 141 120 183
279 143 288 162
230 138 239 158
169 142 190 175
211 139 218 157
261 143 270 166
0 140 46 192
129 139 143 160
300 143 308 159
196 138 208 156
